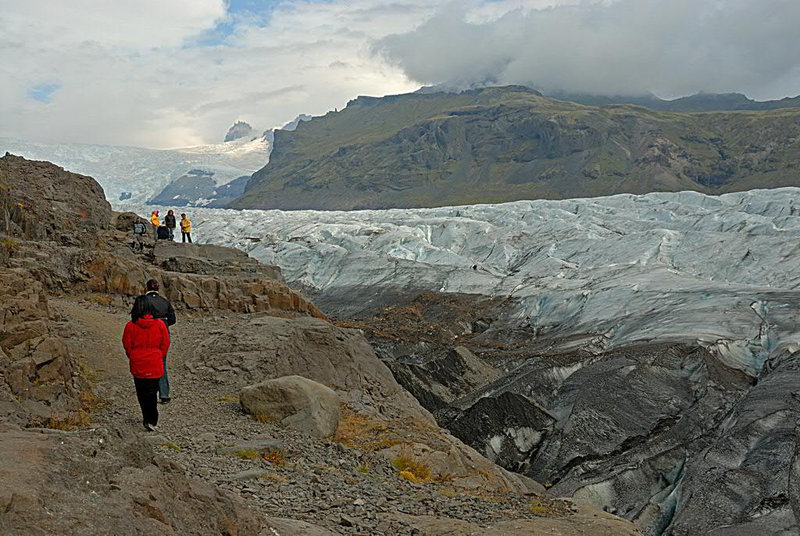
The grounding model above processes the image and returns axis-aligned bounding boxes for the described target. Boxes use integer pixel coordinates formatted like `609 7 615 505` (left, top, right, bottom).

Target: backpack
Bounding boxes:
133 222 146 235
157 226 170 240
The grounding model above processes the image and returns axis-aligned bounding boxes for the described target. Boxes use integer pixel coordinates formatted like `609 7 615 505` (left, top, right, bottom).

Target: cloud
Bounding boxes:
3 0 797 149
0 0 432 148
375 0 800 100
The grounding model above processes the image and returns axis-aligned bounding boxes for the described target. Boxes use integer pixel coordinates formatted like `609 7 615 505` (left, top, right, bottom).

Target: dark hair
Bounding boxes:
131 294 157 323
146 279 159 291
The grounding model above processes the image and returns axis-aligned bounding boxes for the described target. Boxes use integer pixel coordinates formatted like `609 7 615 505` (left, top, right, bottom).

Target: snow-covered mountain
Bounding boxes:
165 188 800 375
0 135 270 208
1 115 316 209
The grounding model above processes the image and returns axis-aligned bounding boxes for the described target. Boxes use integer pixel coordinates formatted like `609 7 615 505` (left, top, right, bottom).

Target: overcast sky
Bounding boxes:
1 0 799 148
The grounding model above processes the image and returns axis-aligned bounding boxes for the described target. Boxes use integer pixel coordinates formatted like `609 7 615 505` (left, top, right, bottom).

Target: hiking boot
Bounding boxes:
144 423 158 432
160 398 171 404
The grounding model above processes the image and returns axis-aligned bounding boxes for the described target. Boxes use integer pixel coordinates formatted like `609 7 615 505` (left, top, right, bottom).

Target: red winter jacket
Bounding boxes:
122 315 170 379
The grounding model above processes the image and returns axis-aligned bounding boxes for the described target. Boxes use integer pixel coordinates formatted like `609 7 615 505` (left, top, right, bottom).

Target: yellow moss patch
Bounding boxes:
398 470 418 482
1 237 20 254
215 395 239 403
528 497 575 517
79 389 104 412
45 409 90 430
161 442 181 451
356 462 371 474
392 455 432 482
79 362 102 384
333 407 405 451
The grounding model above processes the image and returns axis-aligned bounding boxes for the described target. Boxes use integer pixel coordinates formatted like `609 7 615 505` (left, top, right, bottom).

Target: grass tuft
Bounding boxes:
86 293 114 306
45 409 90 430
333 408 404 451
232 449 260 460
392 455 432 483
356 462 371 474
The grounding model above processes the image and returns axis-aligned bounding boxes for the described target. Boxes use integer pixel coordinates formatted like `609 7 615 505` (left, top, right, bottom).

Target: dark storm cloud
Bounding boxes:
375 0 800 99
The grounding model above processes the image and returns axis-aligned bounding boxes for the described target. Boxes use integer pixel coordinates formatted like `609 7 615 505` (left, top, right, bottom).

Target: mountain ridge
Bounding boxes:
231 85 800 211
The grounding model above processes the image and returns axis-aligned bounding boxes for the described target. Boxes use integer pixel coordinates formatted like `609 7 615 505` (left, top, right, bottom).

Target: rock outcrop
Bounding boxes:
0 269 91 427
240 375 340 438
153 241 282 279
224 121 256 143
1 154 322 319
0 424 265 535
1 152 111 243
182 314 544 494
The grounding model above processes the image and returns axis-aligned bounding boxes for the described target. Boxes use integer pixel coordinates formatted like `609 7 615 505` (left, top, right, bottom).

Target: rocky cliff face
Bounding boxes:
231 86 800 210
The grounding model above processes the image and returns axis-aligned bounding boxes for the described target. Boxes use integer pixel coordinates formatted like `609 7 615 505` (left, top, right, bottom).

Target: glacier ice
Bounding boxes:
143 187 800 375
0 136 269 206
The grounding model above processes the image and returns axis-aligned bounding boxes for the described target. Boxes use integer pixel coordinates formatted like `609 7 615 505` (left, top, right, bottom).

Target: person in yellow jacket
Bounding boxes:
180 213 192 243
150 210 160 241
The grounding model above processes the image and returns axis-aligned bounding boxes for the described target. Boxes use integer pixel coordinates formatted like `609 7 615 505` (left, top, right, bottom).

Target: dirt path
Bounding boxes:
51 297 193 429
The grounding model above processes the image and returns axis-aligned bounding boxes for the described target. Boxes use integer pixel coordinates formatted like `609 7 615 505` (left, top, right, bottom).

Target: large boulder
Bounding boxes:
184 315 545 494
240 375 340 438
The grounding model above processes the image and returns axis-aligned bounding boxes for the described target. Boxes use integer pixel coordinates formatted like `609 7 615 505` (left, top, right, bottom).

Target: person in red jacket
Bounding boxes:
122 313 170 431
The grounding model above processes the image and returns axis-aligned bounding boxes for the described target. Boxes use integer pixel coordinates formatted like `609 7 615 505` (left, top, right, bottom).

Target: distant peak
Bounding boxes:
279 114 313 132
224 121 255 142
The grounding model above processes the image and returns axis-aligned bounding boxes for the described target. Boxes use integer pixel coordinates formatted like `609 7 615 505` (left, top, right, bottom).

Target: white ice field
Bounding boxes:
140 188 800 376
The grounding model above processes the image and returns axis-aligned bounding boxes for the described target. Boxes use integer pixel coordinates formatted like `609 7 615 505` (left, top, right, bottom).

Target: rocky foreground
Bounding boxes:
0 154 639 534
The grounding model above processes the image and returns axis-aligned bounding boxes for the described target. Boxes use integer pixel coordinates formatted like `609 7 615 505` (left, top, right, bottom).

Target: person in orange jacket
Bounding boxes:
150 210 160 241
180 213 192 243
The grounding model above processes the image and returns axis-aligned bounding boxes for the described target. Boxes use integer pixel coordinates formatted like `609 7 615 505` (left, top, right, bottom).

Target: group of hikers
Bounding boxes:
132 209 192 251
122 279 176 431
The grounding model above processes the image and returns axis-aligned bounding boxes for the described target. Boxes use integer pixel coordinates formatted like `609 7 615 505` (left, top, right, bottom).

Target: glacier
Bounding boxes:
0 136 269 206
144 187 800 377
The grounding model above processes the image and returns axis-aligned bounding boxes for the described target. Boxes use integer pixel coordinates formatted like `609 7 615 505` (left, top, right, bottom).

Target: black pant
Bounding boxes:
134 377 160 426
182 232 192 243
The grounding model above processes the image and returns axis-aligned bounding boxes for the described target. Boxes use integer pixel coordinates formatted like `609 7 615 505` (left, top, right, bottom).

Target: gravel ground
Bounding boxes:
52 297 571 535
